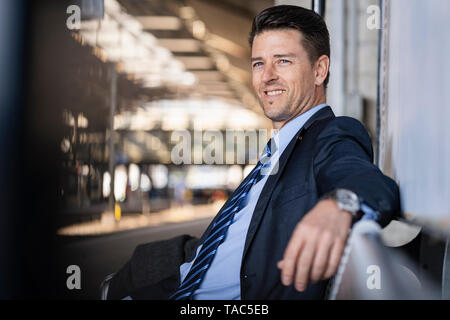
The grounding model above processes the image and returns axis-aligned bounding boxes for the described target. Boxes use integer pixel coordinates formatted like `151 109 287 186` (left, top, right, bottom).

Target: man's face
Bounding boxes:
251 29 318 129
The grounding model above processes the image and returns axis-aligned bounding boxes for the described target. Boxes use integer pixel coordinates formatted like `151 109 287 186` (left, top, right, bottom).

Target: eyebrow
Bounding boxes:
251 53 296 62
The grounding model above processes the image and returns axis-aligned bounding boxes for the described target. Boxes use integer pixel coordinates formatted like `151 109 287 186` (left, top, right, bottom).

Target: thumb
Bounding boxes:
277 260 284 269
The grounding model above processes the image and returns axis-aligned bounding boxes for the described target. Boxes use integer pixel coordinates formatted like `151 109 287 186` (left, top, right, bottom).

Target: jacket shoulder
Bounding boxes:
323 116 369 134
314 116 374 160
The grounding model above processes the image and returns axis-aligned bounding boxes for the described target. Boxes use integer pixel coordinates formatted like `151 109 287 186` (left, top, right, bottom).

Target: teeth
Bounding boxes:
266 90 283 96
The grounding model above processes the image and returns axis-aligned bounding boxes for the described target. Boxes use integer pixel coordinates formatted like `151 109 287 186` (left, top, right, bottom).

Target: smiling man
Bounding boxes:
243 6 400 295
108 5 400 300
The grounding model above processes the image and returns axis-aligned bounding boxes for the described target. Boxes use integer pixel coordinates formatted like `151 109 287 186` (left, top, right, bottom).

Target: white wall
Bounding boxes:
379 0 450 229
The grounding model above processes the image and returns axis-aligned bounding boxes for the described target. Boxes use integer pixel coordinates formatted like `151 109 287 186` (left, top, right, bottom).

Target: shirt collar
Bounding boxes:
271 103 329 156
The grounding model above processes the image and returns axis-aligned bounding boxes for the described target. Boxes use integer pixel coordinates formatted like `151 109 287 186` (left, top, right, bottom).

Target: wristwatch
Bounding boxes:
322 189 363 223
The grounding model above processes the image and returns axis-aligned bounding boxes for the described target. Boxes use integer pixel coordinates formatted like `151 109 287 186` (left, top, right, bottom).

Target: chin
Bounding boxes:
264 111 287 123
262 105 286 121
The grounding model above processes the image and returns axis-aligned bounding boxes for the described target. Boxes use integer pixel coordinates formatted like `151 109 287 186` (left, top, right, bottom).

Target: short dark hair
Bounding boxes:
249 5 330 88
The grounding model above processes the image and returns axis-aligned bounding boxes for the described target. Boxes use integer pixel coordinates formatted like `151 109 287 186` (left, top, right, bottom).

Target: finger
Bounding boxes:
277 260 284 269
280 227 305 286
323 240 346 279
310 233 333 283
294 240 316 292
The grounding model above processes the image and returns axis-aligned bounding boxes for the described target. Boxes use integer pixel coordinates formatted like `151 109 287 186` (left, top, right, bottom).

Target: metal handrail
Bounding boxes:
100 273 115 300
327 220 440 299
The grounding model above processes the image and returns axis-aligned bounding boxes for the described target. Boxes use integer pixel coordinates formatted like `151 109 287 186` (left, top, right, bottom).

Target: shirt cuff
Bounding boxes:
359 201 380 221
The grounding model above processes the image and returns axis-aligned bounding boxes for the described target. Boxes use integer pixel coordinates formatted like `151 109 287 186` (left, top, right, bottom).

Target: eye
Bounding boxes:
252 61 263 68
279 59 291 64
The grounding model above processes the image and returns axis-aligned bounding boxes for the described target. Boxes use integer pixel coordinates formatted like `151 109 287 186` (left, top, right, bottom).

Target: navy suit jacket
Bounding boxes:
108 106 400 300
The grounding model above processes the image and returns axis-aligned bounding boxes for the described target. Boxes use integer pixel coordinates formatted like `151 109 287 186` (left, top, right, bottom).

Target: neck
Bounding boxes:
272 89 326 130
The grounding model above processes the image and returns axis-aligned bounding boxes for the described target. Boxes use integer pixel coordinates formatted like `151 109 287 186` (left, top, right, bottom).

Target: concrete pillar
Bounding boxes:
324 0 345 116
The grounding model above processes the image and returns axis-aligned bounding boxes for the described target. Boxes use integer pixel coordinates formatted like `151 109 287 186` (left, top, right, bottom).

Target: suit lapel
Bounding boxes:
242 106 335 259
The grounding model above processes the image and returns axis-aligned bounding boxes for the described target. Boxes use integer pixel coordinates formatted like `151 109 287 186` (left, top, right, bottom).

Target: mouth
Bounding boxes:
264 89 286 97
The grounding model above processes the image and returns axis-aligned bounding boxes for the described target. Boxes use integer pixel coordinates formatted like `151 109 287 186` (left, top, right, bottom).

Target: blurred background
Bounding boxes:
0 0 449 299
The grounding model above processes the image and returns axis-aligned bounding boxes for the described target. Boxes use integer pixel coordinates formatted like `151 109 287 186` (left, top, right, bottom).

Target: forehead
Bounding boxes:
251 29 305 56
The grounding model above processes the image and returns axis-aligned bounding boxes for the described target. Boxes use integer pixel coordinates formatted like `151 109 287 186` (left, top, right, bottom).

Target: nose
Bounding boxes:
262 64 278 83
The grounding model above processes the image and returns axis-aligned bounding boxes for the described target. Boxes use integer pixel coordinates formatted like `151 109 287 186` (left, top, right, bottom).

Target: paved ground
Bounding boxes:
57 202 222 236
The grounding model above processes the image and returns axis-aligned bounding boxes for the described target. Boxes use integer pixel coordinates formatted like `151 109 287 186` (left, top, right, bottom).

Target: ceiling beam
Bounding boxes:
175 56 214 70
135 16 182 30
191 70 226 81
157 38 202 52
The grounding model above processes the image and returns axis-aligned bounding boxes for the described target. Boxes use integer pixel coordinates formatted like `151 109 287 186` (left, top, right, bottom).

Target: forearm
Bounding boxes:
313 118 400 227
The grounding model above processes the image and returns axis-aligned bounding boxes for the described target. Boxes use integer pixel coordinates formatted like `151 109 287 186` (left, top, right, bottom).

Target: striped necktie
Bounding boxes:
169 139 277 300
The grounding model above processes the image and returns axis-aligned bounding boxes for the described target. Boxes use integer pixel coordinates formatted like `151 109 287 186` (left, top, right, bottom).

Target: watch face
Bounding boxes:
336 189 360 213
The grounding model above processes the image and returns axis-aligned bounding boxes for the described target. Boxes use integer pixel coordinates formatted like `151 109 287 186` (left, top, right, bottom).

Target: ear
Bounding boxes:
314 55 330 86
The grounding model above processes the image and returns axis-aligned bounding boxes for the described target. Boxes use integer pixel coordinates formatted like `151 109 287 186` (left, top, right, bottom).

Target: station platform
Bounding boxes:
57 201 223 236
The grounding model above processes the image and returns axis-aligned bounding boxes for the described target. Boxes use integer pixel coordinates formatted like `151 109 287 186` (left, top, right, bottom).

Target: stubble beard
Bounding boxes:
260 98 292 123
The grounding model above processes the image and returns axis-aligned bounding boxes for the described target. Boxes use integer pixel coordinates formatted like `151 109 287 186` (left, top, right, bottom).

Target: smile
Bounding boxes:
264 89 285 97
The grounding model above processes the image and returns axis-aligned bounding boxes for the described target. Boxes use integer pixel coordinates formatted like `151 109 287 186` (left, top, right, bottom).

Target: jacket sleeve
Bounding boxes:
107 234 199 299
313 116 400 227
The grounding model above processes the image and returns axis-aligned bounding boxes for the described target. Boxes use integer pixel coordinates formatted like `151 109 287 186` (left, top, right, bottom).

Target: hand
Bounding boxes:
277 199 352 292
